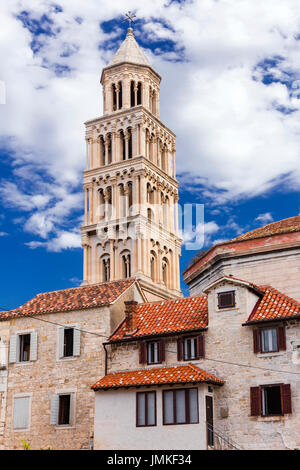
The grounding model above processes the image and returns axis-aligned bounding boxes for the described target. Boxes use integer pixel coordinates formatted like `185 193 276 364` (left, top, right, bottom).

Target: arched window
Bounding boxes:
119 130 126 160
101 255 110 282
150 251 156 282
107 134 112 164
162 257 169 287
97 190 105 221
162 144 168 172
118 81 123 109
121 251 131 278
99 136 105 166
137 82 142 105
152 90 156 115
147 208 153 223
127 128 132 159
112 83 117 111
130 81 135 107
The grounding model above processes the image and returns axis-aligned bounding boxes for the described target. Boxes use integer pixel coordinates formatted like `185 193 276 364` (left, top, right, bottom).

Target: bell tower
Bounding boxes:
81 26 182 301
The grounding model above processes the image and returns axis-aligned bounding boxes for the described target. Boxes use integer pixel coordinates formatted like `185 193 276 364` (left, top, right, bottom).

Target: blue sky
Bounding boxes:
1 0 300 308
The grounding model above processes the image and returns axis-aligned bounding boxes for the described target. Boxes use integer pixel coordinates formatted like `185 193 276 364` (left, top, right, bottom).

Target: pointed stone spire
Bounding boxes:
108 27 151 68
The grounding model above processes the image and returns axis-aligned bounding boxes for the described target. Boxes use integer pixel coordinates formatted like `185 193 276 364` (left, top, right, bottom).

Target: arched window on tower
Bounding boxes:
121 251 131 278
137 82 142 105
150 251 156 282
119 130 126 160
112 84 117 111
162 144 168 173
127 128 132 159
152 90 156 115
107 134 112 164
99 136 105 166
118 81 123 109
130 81 135 107
162 257 169 287
101 255 110 282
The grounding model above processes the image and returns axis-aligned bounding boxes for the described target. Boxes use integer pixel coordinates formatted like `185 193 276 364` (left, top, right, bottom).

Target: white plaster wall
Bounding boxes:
94 385 212 450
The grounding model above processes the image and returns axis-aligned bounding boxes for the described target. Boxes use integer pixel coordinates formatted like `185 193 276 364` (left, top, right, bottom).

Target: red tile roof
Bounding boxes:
229 215 300 243
92 363 224 390
245 286 300 324
110 296 208 341
0 279 136 320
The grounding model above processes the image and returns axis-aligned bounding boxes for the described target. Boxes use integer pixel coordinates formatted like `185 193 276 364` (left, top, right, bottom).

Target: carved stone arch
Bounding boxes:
120 249 131 279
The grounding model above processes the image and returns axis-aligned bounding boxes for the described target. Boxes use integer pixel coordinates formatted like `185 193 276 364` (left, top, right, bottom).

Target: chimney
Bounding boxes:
124 300 138 333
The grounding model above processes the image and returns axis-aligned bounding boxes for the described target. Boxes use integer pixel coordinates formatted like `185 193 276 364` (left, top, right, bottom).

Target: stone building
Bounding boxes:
183 216 300 301
0 280 144 449
92 276 300 450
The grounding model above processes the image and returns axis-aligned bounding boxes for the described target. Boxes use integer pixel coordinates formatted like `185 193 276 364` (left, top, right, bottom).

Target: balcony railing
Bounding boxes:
206 423 242 450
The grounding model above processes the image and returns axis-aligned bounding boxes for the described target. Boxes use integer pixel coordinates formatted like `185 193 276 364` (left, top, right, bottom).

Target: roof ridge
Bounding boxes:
136 294 207 308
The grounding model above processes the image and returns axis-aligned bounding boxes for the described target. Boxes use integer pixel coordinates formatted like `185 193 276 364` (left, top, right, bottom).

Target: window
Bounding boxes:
59 327 81 359
261 328 278 352
139 340 165 365
163 388 198 425
136 392 156 427
147 342 159 364
177 336 205 361
64 328 74 357
218 291 235 309
58 395 71 425
9 332 38 364
250 384 292 417
13 396 30 430
253 325 286 354
19 334 31 362
50 393 74 426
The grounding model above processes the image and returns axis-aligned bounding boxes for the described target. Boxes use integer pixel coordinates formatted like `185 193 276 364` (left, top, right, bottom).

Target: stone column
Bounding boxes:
174 194 179 235
125 132 129 160
89 183 94 224
104 138 109 166
84 187 88 225
134 82 138 106
86 139 89 169
110 240 115 280
111 131 116 163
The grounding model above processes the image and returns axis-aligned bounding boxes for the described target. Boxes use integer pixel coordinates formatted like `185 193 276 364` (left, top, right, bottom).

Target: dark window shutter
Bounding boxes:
250 386 261 416
177 338 183 361
139 341 147 364
159 340 165 362
197 335 205 358
253 329 261 353
281 384 292 414
277 326 286 351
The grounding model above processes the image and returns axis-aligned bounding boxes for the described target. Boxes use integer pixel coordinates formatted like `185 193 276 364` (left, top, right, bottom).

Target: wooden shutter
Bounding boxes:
277 326 286 351
281 384 292 414
73 328 81 357
253 329 261 353
13 396 30 429
9 335 18 363
196 335 205 358
58 328 64 359
159 340 165 362
250 386 261 416
139 341 147 364
50 394 59 425
177 338 184 361
30 331 38 361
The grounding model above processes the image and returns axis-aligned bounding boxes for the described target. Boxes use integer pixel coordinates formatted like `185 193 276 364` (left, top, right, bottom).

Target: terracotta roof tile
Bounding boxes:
0 279 136 320
246 286 300 324
92 363 224 390
230 215 300 243
110 296 208 341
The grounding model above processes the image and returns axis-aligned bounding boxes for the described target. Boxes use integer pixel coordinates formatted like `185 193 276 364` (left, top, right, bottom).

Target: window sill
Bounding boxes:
257 351 284 358
256 415 286 422
57 356 78 362
14 361 33 367
217 306 238 313
13 427 30 432
55 425 75 430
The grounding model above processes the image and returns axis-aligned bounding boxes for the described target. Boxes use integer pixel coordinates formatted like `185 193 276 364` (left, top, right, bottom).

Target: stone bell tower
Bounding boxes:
81 26 182 301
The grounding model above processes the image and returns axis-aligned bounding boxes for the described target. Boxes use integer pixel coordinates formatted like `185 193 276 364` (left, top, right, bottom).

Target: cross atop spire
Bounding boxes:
123 11 136 28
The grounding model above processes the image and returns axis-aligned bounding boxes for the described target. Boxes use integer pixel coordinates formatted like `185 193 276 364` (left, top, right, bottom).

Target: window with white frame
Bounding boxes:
13 395 30 430
261 327 278 353
184 337 198 360
9 332 38 364
147 342 159 364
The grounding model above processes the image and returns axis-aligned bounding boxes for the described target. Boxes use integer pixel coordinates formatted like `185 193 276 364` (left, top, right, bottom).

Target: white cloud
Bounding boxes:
26 229 81 252
255 212 274 225
0 232 8 237
1 0 300 250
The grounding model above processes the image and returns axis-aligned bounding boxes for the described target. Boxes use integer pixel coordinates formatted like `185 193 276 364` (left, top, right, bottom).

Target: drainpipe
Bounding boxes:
103 342 108 375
